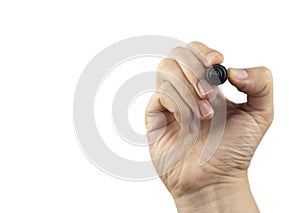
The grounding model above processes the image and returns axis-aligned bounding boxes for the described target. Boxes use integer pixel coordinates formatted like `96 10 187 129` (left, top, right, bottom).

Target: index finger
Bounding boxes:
186 41 224 67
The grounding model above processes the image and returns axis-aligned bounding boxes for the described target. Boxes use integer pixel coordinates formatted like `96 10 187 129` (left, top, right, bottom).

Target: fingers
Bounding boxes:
228 67 274 124
168 47 206 80
197 78 219 100
157 58 215 120
147 41 225 133
187 41 224 67
167 43 223 100
157 58 201 119
145 82 197 133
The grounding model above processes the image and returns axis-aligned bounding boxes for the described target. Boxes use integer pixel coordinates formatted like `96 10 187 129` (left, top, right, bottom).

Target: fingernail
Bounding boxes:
198 79 214 96
205 52 222 65
199 100 213 117
230 68 248 80
189 121 198 133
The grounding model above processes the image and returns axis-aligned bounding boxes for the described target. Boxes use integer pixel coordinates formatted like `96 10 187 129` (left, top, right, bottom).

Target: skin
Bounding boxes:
145 42 274 212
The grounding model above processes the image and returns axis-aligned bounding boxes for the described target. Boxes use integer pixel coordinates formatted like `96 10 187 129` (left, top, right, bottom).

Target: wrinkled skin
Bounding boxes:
145 42 273 209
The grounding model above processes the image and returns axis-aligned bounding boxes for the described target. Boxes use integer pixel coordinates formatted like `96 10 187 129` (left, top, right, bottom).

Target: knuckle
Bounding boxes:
188 41 210 52
260 66 273 79
260 67 273 88
188 41 205 47
170 46 185 53
157 58 176 72
265 108 274 126
168 47 190 62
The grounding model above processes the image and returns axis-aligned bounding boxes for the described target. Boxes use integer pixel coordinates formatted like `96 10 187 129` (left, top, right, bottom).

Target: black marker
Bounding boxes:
206 64 228 85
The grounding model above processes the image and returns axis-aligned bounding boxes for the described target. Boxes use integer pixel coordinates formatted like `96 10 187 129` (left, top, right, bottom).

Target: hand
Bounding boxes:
145 42 273 212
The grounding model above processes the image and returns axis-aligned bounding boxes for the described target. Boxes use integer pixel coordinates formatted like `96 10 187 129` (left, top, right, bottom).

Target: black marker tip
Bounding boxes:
206 64 228 85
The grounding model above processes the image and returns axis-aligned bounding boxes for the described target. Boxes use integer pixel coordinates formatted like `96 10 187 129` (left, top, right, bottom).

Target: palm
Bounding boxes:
148 99 268 195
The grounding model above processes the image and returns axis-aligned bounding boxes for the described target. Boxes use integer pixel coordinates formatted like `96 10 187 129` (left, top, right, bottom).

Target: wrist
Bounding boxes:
173 176 259 213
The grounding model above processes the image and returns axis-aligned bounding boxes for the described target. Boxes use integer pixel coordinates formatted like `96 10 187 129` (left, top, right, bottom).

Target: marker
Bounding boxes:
206 64 228 85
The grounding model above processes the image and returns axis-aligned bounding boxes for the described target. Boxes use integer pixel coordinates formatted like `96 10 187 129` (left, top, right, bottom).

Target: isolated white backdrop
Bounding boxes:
1 0 299 212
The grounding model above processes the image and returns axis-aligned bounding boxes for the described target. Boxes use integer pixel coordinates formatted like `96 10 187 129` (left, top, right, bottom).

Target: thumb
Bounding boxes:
228 66 274 122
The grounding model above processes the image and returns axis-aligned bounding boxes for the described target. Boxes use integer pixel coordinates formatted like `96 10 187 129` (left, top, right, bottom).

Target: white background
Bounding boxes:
1 0 299 212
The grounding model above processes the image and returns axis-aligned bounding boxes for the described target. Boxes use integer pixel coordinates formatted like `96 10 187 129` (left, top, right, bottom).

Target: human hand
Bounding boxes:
145 42 273 212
